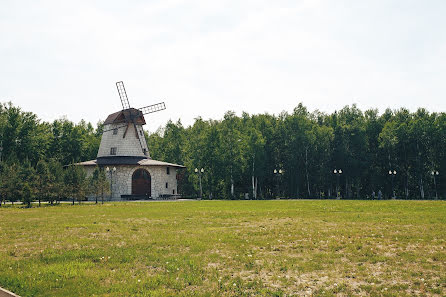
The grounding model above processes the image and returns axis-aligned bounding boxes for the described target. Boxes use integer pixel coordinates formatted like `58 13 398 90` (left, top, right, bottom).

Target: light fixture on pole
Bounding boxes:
388 170 397 199
333 169 342 199
106 166 117 200
195 167 204 199
431 171 439 200
274 168 284 199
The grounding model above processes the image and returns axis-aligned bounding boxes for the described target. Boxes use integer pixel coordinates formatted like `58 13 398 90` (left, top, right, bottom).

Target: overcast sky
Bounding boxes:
1 0 446 132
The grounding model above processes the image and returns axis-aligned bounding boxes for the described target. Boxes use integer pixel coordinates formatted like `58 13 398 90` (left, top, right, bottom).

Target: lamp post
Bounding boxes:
194 167 204 199
274 169 283 199
333 169 342 199
106 166 116 200
388 170 397 199
431 170 439 200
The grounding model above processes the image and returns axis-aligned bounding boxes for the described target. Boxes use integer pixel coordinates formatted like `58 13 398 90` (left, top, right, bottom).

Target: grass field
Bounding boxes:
0 200 445 296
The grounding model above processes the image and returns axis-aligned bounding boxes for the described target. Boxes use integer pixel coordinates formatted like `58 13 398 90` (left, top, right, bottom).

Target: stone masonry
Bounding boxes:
84 165 179 200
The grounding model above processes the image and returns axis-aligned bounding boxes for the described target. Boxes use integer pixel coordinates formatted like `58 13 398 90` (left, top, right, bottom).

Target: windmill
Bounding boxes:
97 81 166 161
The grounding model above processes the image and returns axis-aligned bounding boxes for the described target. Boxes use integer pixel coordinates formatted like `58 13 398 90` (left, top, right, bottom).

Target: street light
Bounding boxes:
106 166 116 200
194 167 204 199
388 170 397 199
274 168 284 198
333 169 342 199
431 171 439 200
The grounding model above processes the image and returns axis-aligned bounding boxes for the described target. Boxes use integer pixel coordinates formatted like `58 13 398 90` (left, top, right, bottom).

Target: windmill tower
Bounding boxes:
96 81 166 165
77 81 184 200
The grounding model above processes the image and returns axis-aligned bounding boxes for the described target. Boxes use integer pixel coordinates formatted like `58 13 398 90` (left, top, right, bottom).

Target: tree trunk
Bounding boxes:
255 177 258 199
419 176 425 199
416 141 424 199
251 175 255 199
230 174 234 199
296 176 299 199
305 147 310 197
251 155 256 199
345 178 348 199
404 144 409 199
405 172 409 199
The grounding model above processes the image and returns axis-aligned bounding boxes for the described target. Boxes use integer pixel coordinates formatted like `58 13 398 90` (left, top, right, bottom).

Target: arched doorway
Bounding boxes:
132 169 151 197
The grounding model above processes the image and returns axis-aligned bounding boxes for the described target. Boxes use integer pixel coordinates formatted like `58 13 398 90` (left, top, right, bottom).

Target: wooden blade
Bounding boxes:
138 102 166 115
122 123 131 138
116 81 131 110
134 122 140 139
131 119 146 155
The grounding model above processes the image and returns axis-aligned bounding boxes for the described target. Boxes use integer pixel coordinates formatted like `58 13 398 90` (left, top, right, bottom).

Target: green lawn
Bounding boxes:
0 200 445 296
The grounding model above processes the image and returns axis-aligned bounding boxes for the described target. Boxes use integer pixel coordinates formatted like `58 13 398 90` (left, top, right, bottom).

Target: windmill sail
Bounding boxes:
97 81 165 159
138 102 166 115
116 81 131 110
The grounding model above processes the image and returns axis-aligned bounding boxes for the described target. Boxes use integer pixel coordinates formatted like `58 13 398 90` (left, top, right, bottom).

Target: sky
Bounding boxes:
1 0 446 132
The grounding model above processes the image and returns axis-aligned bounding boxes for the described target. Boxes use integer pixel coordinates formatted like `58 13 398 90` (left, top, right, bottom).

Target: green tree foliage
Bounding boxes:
89 166 110 204
47 159 65 204
1 101 445 202
0 162 8 205
64 165 87 205
36 160 50 206
2 163 21 205
149 105 445 200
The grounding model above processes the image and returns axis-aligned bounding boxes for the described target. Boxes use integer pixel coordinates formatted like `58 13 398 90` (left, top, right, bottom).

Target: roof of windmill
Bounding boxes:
76 158 185 168
103 108 146 125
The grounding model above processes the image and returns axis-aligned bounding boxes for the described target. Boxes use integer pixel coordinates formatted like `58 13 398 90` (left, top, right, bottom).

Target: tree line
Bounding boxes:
0 159 110 206
149 104 445 200
0 102 109 205
0 101 444 203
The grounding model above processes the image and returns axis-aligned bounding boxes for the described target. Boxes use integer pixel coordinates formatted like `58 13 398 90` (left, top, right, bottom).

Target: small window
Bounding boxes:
166 167 170 175
110 147 117 155
173 189 175 194
113 128 118 135
139 130 143 136
165 182 168 189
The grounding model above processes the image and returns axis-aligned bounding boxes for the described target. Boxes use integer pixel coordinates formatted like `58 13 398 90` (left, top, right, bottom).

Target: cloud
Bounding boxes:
1 0 445 131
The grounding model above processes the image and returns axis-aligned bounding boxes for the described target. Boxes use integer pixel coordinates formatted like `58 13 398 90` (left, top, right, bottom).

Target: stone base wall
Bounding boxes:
84 165 178 199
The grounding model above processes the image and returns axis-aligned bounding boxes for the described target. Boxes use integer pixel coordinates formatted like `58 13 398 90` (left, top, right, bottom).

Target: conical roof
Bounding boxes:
103 108 146 125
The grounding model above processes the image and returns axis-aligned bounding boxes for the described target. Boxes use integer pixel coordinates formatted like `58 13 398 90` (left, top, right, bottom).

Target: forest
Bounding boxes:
0 101 445 203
